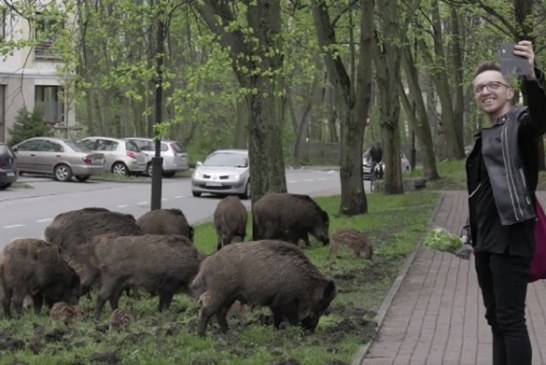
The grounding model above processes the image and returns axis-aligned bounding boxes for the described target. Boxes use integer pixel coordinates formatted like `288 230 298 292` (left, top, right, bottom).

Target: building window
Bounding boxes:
35 85 64 124
34 12 62 60
0 8 5 42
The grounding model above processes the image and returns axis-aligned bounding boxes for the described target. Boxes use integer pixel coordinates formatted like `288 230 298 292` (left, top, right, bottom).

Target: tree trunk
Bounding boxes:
194 0 286 203
373 0 403 194
312 0 368 216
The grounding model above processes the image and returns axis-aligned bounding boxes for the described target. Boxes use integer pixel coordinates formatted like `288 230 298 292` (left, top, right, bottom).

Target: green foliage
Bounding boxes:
8 108 52 146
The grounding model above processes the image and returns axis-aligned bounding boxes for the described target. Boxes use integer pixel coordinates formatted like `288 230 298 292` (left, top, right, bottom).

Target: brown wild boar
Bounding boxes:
213 196 248 250
136 208 194 241
328 228 374 259
49 302 86 323
1 239 81 318
191 240 336 336
252 193 330 246
92 234 201 319
109 308 133 331
44 207 143 255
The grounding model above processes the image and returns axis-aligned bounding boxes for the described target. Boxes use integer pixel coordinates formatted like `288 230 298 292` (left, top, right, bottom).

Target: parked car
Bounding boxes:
123 138 189 177
363 148 410 180
0 143 18 190
12 137 105 182
80 137 147 176
191 149 250 199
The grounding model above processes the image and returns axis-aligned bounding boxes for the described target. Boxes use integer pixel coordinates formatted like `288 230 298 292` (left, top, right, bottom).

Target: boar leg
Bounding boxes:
11 288 26 317
31 294 44 314
197 295 225 336
95 278 122 320
215 306 230 333
158 291 174 311
2 287 12 318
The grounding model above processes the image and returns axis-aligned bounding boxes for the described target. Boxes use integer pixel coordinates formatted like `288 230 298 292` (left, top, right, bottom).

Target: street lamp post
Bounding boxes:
150 16 165 211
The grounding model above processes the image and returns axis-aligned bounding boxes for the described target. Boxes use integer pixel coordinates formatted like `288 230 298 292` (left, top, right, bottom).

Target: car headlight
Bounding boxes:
193 172 202 179
232 174 240 180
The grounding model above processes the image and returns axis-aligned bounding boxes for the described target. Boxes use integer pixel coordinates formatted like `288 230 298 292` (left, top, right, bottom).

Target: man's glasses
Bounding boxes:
473 81 511 94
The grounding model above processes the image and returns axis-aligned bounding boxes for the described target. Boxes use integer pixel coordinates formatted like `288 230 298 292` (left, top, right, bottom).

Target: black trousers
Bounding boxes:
474 252 532 365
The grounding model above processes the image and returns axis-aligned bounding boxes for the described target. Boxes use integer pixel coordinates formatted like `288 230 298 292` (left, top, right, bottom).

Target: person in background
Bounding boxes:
459 41 546 365
369 143 383 179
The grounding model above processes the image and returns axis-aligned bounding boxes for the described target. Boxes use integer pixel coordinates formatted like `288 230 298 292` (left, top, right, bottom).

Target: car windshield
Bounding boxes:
65 140 91 152
204 152 247 167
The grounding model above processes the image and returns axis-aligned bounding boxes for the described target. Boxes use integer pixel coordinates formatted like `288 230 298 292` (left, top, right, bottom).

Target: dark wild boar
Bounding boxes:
213 196 247 250
136 208 194 241
44 207 142 254
252 193 330 246
328 228 374 259
191 240 336 336
92 234 201 319
1 239 81 318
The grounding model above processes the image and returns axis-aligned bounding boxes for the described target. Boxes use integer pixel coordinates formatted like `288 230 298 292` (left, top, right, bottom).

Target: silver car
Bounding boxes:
191 149 250 199
13 137 105 182
124 138 189 178
80 137 147 176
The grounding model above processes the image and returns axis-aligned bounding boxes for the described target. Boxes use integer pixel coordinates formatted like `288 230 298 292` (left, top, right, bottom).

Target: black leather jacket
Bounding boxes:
465 68 546 234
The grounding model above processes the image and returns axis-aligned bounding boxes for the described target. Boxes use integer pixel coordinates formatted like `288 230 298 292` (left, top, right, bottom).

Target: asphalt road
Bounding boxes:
0 168 355 247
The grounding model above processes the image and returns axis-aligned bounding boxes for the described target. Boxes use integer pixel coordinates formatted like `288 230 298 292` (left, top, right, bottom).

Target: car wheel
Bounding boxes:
163 171 176 178
54 164 73 182
75 175 90 182
192 191 201 197
112 162 129 176
240 182 251 200
0 182 12 190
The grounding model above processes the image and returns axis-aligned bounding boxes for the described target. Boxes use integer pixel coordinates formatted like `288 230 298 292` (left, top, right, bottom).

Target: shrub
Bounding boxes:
8 107 52 146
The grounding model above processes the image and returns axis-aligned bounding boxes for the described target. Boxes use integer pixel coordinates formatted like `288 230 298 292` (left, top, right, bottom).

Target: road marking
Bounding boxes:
116 204 130 208
3 224 24 229
162 198 167 202
174 195 185 199
288 180 298 183
36 218 53 223
137 201 147 205
304 179 314 182
317 178 327 181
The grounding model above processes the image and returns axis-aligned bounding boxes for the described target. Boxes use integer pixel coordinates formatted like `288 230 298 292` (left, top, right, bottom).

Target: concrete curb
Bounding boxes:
351 192 446 365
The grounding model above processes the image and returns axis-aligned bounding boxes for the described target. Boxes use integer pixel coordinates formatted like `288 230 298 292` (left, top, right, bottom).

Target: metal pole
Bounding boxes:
150 16 164 210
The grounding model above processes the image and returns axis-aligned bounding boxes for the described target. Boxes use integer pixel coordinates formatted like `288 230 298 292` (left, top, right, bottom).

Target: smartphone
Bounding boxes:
497 43 531 76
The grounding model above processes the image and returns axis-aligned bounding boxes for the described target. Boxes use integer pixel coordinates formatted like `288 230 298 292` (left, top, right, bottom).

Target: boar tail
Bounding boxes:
189 272 206 299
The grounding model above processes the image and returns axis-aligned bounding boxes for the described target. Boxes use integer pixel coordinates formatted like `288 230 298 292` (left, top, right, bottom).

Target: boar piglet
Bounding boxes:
252 193 330 246
93 234 200 320
213 196 248 250
44 207 142 255
136 208 194 242
1 239 81 318
191 240 336 336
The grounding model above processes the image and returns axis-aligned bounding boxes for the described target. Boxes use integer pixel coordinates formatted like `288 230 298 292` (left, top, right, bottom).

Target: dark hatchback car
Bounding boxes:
0 143 18 190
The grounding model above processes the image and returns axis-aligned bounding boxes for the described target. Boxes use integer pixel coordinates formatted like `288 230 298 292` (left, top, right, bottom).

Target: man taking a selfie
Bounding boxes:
461 40 546 365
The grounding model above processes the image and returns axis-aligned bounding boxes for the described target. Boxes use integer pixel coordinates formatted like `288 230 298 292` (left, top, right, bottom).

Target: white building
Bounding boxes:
0 4 76 143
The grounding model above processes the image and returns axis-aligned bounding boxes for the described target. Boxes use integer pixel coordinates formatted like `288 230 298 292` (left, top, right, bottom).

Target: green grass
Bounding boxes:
0 192 440 365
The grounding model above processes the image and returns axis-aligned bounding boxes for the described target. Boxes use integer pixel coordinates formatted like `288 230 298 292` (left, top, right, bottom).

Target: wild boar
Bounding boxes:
328 228 374 259
136 208 194 241
92 234 201 319
44 207 142 254
109 308 133 331
252 193 330 246
49 302 86 324
213 196 248 250
1 239 81 318
191 240 336 336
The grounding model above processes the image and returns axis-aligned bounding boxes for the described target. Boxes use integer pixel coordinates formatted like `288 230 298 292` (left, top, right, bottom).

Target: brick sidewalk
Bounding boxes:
356 190 546 365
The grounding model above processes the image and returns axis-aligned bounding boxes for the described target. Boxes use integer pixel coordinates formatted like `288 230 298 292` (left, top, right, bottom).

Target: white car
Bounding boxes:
124 138 189 178
191 149 250 199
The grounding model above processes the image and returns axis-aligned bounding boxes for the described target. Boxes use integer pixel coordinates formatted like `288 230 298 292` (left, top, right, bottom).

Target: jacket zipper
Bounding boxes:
501 122 523 220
